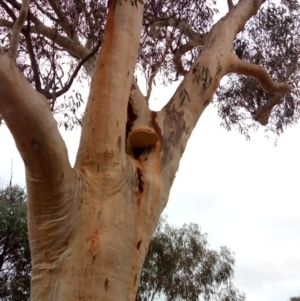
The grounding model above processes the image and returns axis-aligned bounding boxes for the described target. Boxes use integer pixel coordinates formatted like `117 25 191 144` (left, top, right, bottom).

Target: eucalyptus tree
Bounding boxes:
137 218 245 301
0 0 299 300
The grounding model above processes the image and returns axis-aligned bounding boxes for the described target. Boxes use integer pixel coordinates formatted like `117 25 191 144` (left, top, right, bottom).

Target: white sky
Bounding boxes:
1 1 300 301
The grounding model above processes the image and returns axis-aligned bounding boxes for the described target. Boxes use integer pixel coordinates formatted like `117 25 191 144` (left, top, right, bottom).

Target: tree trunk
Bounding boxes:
0 0 287 300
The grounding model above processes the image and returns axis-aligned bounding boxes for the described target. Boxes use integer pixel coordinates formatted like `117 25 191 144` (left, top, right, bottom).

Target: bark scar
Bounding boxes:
136 239 142 250
137 168 144 193
104 278 109 291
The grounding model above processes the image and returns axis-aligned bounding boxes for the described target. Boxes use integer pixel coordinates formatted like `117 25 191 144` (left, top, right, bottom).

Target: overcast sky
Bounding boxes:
1 1 300 301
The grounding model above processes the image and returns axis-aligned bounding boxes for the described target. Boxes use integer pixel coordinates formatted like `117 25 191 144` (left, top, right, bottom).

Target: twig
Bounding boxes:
24 9 42 92
227 0 234 11
9 0 30 59
44 41 101 100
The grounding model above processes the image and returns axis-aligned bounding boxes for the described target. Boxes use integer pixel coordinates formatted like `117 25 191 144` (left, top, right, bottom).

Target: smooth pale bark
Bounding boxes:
0 0 290 300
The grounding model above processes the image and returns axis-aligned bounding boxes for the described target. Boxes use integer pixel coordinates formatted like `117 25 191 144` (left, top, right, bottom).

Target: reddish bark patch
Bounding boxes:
88 230 100 257
150 111 162 139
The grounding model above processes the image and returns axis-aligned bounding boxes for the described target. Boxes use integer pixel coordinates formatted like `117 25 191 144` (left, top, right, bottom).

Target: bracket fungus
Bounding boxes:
128 126 159 148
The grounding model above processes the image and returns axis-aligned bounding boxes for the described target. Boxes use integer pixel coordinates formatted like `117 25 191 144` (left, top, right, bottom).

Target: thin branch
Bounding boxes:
146 32 175 101
149 18 207 75
1 13 89 60
173 39 203 75
48 0 80 43
31 0 58 22
9 0 30 58
0 0 17 21
227 0 234 11
24 9 42 92
150 287 159 301
44 40 101 101
149 18 205 42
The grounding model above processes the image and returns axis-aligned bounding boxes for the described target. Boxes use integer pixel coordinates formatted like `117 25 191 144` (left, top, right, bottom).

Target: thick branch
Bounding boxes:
0 18 89 59
9 0 30 58
252 93 283 125
228 53 293 125
1 0 88 58
76 1 144 168
230 54 290 94
0 50 72 179
157 0 267 185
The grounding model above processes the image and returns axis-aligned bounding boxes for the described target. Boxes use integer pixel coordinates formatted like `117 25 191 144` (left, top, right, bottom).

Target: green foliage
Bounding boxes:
0 184 31 301
216 0 300 138
136 217 245 301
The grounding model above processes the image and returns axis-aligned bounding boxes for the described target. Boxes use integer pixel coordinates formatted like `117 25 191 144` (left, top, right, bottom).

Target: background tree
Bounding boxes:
290 297 300 301
137 217 245 301
0 0 299 300
0 183 30 301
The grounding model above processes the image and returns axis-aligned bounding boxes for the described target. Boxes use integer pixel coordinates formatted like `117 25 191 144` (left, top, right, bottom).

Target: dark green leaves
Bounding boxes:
136 217 245 301
0 184 31 301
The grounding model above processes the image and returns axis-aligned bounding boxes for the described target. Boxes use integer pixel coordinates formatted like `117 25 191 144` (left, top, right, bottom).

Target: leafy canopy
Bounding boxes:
0 0 299 135
137 217 245 301
216 0 300 137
